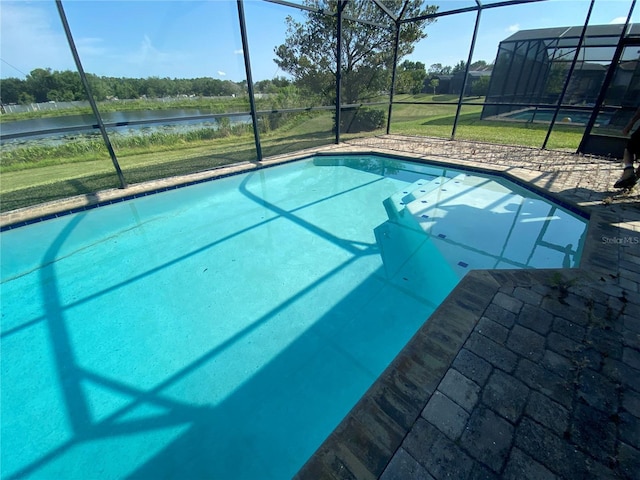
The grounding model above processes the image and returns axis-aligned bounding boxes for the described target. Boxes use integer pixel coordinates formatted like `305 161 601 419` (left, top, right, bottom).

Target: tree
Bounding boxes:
396 60 427 94
429 78 439 94
0 77 24 104
274 0 437 105
111 78 140 100
452 60 467 74
469 60 490 71
428 63 451 75
255 76 292 94
18 92 35 104
25 68 54 103
54 70 84 101
254 79 273 93
471 75 490 96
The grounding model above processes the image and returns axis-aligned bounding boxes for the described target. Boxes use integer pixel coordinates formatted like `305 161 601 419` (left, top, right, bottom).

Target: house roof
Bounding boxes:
501 23 639 44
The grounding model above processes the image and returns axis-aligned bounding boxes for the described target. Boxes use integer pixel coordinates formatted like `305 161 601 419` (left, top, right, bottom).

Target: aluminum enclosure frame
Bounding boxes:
18 0 640 188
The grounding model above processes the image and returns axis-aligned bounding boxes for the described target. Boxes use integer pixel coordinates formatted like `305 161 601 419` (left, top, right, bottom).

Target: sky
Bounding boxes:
0 0 638 82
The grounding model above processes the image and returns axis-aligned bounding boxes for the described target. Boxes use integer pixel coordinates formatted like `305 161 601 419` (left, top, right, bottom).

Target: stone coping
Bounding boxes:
0 145 351 229
0 139 599 229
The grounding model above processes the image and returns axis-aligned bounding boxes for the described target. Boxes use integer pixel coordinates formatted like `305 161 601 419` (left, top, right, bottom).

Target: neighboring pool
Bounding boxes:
0 154 589 479
502 107 613 125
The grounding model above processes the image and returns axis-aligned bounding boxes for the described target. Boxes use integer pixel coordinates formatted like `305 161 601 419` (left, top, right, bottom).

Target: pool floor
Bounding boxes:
0 155 588 479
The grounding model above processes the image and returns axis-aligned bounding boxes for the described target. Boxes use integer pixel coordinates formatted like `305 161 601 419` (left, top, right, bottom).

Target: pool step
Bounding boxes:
373 218 460 305
380 171 585 281
404 173 488 222
390 176 450 210
380 173 490 278
402 173 524 274
383 176 451 224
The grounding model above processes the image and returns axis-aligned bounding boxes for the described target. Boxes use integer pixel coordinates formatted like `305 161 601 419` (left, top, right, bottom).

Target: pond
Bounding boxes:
0 109 252 144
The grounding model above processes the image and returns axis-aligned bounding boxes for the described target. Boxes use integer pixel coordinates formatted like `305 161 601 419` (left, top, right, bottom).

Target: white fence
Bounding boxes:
1 101 89 114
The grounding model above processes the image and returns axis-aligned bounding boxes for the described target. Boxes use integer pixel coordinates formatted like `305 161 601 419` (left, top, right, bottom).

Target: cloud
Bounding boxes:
0 2 74 77
609 16 627 24
111 35 191 77
0 2 256 80
76 37 108 57
506 24 520 33
136 35 169 61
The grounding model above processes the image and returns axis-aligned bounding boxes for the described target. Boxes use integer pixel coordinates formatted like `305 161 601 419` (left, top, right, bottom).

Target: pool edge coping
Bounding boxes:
0 145 337 230
292 263 613 479
1 143 593 231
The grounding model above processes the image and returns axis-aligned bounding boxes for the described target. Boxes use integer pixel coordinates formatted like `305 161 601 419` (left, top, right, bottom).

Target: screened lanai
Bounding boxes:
482 22 640 154
2 2 640 480
0 0 638 216
482 23 640 115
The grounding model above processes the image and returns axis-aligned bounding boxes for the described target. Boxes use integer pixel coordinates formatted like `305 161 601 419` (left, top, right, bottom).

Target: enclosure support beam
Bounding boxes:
335 0 347 144
578 0 636 154
387 22 402 135
542 0 594 150
237 0 263 161
372 0 397 22
451 3 482 140
404 0 546 23
56 0 127 189
387 1 412 136
527 40 549 104
265 0 387 28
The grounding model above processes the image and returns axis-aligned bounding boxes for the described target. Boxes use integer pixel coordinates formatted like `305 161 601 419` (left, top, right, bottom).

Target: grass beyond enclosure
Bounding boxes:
0 95 588 213
389 95 586 150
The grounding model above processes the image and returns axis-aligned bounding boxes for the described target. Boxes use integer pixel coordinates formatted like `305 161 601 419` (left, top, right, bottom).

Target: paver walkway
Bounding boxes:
295 135 640 480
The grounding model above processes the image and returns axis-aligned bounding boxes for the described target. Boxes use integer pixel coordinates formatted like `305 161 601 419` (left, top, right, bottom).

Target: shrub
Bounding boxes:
338 107 386 133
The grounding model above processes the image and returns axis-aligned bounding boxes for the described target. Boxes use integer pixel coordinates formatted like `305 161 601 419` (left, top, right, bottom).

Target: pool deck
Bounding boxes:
291 135 640 480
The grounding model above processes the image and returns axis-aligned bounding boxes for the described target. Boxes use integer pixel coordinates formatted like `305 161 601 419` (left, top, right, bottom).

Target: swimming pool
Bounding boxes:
502 107 613 125
0 154 588 479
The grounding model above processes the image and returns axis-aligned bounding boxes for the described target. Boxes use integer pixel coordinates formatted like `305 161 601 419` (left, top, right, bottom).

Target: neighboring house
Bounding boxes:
424 70 491 96
607 58 640 106
424 74 451 94
451 70 492 96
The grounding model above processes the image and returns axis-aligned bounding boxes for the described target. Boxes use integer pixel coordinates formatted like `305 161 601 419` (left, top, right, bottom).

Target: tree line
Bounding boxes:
396 60 492 95
0 1 493 107
273 0 492 102
0 59 490 107
0 68 297 105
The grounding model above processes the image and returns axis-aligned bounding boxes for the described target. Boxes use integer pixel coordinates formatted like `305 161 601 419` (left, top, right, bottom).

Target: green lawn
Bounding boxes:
0 114 336 212
388 95 584 150
0 99 589 213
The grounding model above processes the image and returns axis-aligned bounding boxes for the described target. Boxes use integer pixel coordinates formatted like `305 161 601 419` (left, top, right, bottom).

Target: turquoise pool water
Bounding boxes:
504 107 613 125
0 155 588 479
